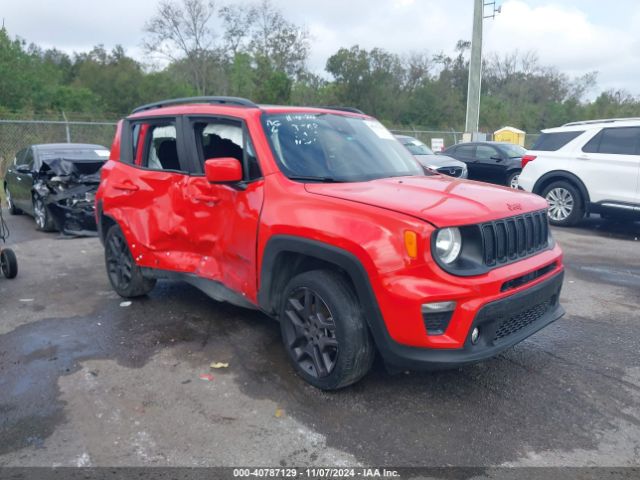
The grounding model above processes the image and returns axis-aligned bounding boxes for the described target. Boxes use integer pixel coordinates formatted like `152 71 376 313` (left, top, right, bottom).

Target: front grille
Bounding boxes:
437 166 464 177
494 299 552 341
481 210 549 267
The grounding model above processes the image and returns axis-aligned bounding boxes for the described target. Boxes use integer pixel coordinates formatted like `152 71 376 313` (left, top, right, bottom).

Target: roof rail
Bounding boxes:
562 117 640 127
131 96 259 114
318 106 366 115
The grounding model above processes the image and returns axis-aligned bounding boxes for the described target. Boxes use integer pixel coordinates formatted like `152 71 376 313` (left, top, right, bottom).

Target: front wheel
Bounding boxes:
1 248 18 279
33 195 55 231
104 224 156 297
542 181 585 226
279 270 374 390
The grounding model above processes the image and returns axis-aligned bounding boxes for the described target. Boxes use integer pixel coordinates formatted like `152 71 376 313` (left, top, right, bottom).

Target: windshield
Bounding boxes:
262 113 423 182
500 144 526 158
401 138 434 155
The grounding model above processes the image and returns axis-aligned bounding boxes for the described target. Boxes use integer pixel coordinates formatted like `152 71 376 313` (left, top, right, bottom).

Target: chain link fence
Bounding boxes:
0 120 117 177
390 129 541 150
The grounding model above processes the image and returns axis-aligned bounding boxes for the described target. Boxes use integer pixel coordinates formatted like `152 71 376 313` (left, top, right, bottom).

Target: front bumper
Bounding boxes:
377 270 565 370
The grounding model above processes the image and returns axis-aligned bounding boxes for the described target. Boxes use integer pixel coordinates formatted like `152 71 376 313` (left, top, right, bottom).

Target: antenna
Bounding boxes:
483 1 502 19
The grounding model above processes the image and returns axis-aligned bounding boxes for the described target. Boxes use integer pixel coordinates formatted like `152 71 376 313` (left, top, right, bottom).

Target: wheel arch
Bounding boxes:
258 236 386 335
532 170 591 210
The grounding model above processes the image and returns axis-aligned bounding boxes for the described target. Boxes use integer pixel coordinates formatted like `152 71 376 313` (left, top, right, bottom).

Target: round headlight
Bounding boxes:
435 227 462 264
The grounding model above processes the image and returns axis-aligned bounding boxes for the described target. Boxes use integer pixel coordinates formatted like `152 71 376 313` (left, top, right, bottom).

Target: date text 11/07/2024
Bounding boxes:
232 468 400 478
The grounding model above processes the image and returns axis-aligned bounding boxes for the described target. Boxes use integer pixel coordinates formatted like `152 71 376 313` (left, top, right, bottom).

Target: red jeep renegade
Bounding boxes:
96 97 565 390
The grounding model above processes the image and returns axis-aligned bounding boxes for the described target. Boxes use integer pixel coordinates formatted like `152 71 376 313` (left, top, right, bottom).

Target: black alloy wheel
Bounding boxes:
282 286 339 378
104 225 156 297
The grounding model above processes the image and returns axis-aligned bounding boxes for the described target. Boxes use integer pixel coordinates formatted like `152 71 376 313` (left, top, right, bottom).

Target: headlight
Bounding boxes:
435 228 462 264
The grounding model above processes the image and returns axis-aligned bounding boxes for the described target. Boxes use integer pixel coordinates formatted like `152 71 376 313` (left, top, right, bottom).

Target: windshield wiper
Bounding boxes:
288 175 345 183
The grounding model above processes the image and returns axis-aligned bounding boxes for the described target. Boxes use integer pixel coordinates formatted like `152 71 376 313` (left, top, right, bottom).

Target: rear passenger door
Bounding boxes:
180 116 265 300
580 126 640 205
103 116 196 271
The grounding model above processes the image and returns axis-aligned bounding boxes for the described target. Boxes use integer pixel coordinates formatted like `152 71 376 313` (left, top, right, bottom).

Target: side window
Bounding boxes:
476 145 498 160
583 127 640 155
193 120 262 181
456 145 475 157
13 148 26 166
132 121 182 171
23 149 35 169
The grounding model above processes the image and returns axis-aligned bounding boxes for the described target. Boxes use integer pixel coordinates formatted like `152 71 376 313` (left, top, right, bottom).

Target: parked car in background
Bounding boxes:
4 143 110 234
518 118 640 226
96 96 564 390
443 141 526 188
396 135 468 178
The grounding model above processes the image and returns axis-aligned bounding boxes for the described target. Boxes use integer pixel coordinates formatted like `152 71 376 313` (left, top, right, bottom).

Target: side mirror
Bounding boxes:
204 157 243 183
16 164 31 174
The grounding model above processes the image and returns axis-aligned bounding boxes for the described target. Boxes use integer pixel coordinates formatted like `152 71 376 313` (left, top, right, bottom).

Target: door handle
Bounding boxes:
113 182 139 192
193 194 219 204
577 155 590 161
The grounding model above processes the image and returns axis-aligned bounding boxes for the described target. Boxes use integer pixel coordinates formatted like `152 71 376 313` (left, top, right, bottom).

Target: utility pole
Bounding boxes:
465 1 500 138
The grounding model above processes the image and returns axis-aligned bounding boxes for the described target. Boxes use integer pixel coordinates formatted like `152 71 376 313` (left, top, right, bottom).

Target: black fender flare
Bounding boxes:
532 170 591 210
258 235 393 350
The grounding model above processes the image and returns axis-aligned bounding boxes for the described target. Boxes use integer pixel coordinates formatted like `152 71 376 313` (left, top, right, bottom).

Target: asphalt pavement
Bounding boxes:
0 209 639 468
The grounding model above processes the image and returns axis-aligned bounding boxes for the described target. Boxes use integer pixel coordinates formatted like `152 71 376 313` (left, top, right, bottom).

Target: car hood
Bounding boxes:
413 154 466 168
305 176 548 227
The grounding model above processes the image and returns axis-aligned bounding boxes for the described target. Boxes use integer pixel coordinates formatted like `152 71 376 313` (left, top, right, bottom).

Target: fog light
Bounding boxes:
471 327 479 344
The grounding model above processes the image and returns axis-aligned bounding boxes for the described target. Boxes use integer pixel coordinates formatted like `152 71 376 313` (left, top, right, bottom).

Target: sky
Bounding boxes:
2 0 640 97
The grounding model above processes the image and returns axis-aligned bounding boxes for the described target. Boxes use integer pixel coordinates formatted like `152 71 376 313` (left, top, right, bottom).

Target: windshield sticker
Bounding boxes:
364 120 394 140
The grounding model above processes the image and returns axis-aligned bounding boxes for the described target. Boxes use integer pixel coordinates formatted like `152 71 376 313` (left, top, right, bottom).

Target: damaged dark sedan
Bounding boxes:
4 143 110 235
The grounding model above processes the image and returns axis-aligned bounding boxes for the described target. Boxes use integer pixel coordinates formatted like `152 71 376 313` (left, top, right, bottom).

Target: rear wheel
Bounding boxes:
507 170 521 189
33 195 55 231
5 186 21 215
542 180 585 226
1 248 18 279
279 270 374 390
104 224 156 297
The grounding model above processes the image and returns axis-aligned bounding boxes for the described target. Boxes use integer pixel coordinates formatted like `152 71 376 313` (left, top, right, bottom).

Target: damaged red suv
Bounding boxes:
96 97 565 389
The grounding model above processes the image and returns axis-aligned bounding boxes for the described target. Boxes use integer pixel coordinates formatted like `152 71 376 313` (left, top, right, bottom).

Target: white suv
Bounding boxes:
518 118 640 226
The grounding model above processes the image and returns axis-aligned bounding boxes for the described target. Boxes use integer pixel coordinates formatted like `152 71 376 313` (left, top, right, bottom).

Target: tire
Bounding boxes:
5 186 21 215
542 180 585 227
506 170 521 189
279 270 374 390
0 248 18 279
104 224 156 298
32 195 56 232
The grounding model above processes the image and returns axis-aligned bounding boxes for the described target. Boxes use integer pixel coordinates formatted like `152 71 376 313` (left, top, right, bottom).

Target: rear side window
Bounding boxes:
582 127 640 155
476 145 497 160
531 131 584 151
132 121 182 171
456 145 475 157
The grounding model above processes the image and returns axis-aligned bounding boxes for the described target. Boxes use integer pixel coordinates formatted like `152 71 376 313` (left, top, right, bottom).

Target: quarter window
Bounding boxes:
532 131 584 151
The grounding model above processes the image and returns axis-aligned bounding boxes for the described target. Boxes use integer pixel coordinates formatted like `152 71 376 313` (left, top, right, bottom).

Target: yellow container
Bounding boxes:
494 126 526 146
